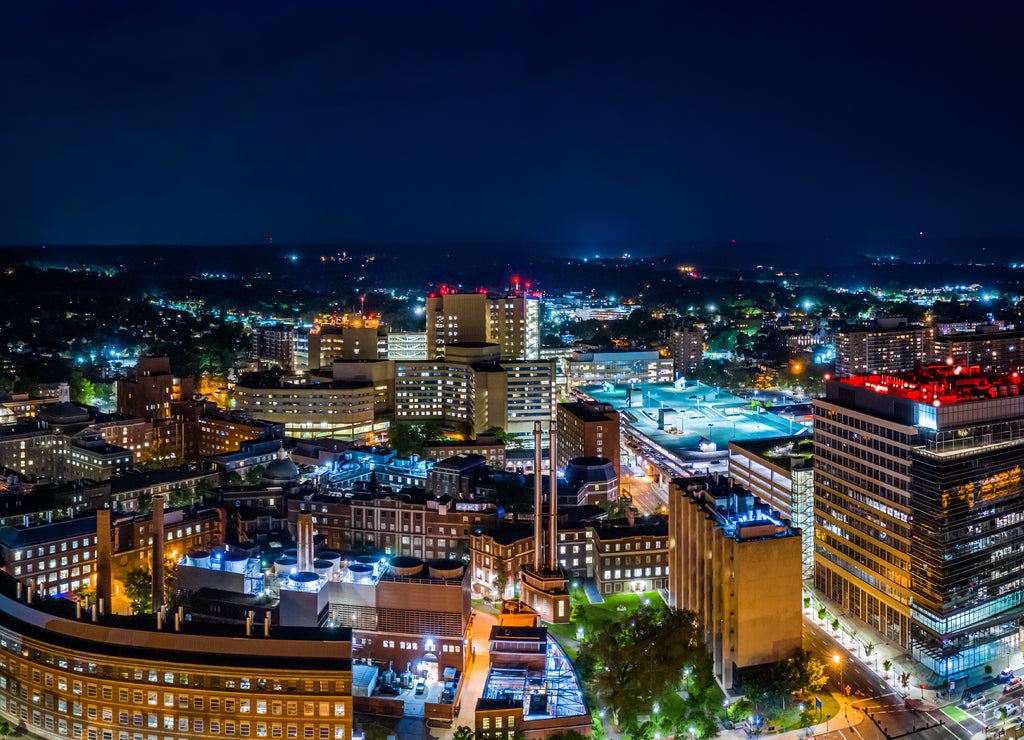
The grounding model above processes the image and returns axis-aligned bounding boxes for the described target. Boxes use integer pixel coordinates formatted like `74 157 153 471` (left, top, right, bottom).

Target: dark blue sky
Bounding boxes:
2 1 1023 247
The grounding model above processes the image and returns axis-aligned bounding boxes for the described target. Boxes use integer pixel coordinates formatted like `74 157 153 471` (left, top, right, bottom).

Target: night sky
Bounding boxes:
2 1 1023 248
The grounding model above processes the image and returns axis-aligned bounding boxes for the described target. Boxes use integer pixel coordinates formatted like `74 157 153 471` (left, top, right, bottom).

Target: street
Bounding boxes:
624 473 669 515
804 619 977 740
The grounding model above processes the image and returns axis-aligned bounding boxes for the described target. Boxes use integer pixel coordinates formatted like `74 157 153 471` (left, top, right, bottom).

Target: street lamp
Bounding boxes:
834 653 845 696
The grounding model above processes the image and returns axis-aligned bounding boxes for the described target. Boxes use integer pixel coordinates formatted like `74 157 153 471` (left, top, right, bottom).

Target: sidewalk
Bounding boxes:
711 690 864 740
806 589 1020 710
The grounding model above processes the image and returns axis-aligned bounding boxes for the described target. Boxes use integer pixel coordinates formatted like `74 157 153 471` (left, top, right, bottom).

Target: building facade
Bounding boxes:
834 321 935 377
814 366 1024 678
233 374 377 440
728 437 814 581
426 291 540 361
667 327 704 376
556 402 619 478
668 475 802 687
933 328 1024 373
565 352 673 387
0 571 352 740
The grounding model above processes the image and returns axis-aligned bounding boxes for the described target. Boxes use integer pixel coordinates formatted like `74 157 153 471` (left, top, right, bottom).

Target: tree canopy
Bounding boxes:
577 603 709 724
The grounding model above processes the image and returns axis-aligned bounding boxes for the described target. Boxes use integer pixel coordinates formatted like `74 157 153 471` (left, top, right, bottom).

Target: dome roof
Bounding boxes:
263 458 299 482
565 456 616 485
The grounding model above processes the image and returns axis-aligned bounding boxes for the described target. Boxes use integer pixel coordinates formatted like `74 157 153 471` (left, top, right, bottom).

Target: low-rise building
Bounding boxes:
591 516 669 596
288 492 496 562
423 434 506 470
233 372 378 440
566 351 673 387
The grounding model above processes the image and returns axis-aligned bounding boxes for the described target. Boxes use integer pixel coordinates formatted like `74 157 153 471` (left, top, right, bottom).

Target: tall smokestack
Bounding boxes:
151 494 166 613
297 511 314 572
95 508 112 613
549 420 558 571
533 421 543 568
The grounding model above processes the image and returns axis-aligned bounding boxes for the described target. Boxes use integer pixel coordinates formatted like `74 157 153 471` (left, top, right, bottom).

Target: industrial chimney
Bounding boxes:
533 421 543 568
297 511 314 573
95 508 112 613
548 420 557 571
151 493 166 613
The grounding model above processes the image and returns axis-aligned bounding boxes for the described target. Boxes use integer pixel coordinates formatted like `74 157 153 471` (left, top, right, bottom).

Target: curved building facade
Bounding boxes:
0 573 352 740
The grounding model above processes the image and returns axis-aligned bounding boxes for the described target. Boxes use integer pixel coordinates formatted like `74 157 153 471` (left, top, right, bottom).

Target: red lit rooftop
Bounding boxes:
836 362 1024 407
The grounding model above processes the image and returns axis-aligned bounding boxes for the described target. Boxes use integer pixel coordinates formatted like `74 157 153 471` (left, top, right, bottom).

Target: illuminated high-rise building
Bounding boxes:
834 319 935 377
426 288 541 361
814 365 1024 679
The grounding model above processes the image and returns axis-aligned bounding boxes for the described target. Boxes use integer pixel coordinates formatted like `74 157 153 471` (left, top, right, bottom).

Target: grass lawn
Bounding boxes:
547 589 667 656
751 692 840 732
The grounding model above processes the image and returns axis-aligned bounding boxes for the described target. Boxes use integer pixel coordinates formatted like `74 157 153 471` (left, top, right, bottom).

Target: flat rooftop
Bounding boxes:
837 364 1024 407
581 381 808 459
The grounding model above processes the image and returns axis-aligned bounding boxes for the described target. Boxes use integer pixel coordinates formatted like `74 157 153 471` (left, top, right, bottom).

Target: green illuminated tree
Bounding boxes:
123 565 153 614
579 604 707 725
387 422 425 457
493 557 509 599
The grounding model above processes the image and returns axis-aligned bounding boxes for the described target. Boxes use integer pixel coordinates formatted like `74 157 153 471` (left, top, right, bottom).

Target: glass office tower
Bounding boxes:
814 365 1024 679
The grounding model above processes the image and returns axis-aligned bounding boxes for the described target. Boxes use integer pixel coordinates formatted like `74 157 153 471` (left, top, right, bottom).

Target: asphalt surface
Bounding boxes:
804 619 995 740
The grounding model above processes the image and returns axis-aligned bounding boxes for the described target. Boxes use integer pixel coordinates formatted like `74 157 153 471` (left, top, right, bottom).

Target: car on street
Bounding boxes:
1000 669 1016 683
1004 678 1021 692
964 695 986 708
980 698 999 713
415 679 426 695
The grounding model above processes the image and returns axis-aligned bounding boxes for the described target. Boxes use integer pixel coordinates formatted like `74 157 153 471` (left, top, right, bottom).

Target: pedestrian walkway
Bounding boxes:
806 590 1021 711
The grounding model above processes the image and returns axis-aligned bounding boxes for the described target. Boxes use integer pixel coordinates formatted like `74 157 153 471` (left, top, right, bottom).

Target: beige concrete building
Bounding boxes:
233 372 378 440
426 290 541 361
668 475 802 687
728 436 814 580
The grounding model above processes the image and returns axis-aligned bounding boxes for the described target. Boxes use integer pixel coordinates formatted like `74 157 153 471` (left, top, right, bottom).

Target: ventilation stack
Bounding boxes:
151 494 166 613
533 421 543 568
297 511 314 573
95 508 112 613
548 419 558 571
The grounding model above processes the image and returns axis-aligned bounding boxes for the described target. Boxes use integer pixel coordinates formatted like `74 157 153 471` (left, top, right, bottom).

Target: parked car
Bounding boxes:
378 684 400 696
415 679 426 696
